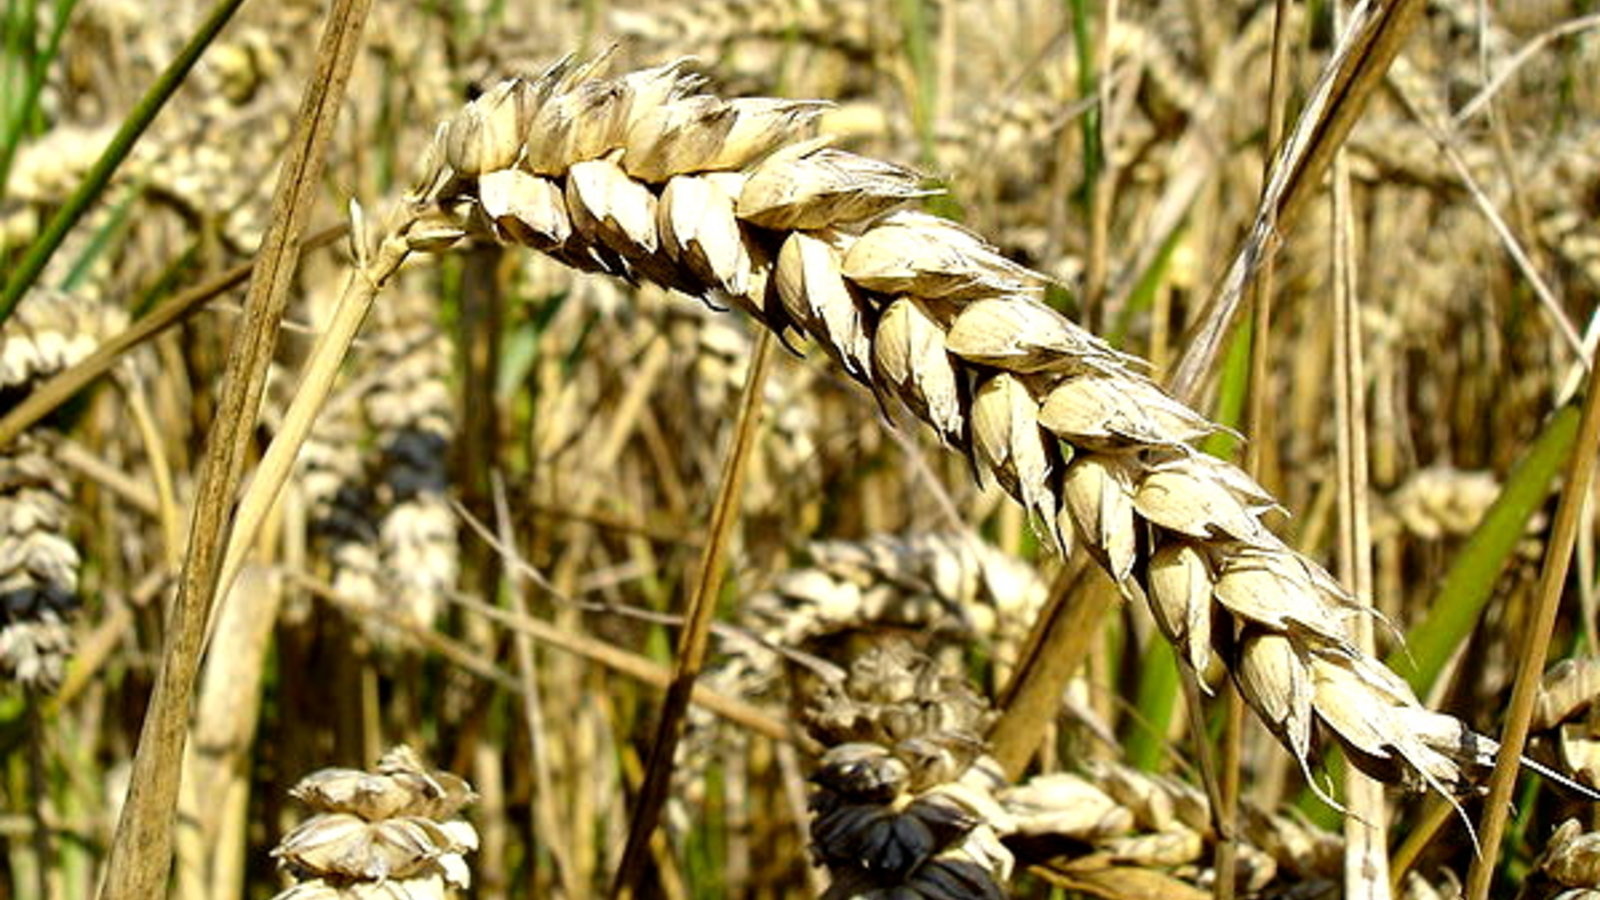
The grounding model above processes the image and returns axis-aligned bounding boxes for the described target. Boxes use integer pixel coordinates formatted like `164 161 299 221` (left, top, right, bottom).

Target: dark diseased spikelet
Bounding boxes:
0 289 123 692
802 643 1012 898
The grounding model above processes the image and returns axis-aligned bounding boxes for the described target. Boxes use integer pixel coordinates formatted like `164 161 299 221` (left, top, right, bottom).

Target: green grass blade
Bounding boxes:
0 0 79 196
1388 403 1581 695
0 0 247 326
1126 637 1180 771
59 183 141 291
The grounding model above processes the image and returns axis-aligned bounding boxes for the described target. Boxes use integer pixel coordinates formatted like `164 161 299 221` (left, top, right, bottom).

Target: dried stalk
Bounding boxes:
1464 291 1600 899
1170 0 1426 400
214 223 414 616
97 1 373 894
1332 120 1389 899
489 474 579 898
612 330 774 898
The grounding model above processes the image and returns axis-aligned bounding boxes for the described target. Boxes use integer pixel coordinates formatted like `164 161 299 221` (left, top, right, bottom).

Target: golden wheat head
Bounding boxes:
394 54 1553 803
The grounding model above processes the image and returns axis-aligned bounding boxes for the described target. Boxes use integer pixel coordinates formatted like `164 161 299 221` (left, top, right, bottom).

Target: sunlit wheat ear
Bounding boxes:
0 289 124 692
403 56 1560 801
269 746 478 900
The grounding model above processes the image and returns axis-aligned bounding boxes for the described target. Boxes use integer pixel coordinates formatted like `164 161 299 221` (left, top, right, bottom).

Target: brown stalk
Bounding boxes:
118 376 184 570
990 554 1106 778
1464 304 1600 898
55 439 160 516
95 0 372 894
611 331 776 898
0 224 345 449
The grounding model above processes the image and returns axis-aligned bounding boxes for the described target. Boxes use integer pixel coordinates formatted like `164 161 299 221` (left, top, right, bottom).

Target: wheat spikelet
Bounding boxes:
269 746 479 900
363 290 458 641
1526 127 1600 297
800 640 1012 899
400 56 1556 802
1003 757 1349 894
1535 657 1600 789
741 532 1047 670
1515 819 1600 900
1375 465 1511 542
0 289 124 691
674 531 1047 829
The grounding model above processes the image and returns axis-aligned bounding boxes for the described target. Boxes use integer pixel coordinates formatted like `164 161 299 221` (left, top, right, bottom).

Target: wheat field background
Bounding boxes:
2 1 1599 898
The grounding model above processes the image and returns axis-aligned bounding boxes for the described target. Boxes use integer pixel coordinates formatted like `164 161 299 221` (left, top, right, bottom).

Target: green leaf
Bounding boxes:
1389 403 1580 695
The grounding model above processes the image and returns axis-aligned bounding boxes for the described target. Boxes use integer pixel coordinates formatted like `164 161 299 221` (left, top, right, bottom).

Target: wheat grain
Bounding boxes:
396 56 1547 805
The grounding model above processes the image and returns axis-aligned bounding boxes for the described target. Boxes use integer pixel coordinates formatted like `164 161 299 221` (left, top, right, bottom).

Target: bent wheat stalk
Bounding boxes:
255 56 1584 828
398 56 1541 806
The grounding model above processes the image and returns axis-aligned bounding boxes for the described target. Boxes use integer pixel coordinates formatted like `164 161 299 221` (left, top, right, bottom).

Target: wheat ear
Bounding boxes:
268 746 479 900
403 55 1530 801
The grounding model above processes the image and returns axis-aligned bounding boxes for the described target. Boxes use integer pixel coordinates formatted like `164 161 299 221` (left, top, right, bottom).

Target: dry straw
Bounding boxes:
399 54 1531 806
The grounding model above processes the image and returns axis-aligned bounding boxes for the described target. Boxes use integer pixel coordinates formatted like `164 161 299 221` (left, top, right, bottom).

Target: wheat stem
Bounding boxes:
95 0 372 892
1333 122 1390 899
612 330 775 899
214 223 412 619
1169 0 1426 400
1465 306 1600 899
